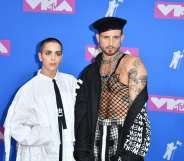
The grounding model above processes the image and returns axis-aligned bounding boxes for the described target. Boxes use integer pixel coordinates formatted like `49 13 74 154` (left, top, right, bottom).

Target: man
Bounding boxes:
4 38 77 161
74 17 151 161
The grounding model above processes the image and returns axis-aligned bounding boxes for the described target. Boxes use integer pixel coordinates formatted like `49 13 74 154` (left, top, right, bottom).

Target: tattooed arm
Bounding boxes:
128 57 147 106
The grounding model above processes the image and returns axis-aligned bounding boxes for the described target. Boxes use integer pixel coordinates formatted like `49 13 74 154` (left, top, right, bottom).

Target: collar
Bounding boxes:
37 69 60 81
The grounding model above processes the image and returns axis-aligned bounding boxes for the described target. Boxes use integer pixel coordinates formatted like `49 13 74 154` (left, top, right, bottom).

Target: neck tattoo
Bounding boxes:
100 52 122 78
101 52 121 64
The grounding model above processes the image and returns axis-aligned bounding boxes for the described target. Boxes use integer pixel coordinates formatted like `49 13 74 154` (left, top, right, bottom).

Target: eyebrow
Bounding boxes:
100 35 121 38
42 50 62 52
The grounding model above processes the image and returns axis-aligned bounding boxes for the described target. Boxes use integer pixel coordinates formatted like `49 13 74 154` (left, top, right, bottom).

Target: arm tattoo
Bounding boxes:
133 59 141 68
128 67 147 106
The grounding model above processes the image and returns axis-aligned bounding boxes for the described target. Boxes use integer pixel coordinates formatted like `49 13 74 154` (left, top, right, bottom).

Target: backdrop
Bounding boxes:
0 0 184 161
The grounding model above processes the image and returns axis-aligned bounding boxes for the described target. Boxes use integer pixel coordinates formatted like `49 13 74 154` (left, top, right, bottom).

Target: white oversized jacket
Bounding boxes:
4 71 77 161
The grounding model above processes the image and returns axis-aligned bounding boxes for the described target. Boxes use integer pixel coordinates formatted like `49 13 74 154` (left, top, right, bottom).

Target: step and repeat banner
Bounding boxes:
0 0 184 161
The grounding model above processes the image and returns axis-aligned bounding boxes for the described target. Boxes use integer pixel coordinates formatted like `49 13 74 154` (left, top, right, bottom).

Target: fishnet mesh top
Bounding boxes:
98 55 129 120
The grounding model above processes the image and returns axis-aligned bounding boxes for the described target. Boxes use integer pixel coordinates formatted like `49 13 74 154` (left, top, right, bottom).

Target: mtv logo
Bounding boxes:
163 140 182 160
176 140 182 146
85 45 139 61
105 0 124 17
0 40 10 56
120 47 139 57
155 2 184 19
169 50 183 70
0 127 4 140
23 0 76 14
148 95 184 113
85 45 101 61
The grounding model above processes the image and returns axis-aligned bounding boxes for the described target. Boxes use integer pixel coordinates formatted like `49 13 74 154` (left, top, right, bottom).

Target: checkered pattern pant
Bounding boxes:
94 118 125 161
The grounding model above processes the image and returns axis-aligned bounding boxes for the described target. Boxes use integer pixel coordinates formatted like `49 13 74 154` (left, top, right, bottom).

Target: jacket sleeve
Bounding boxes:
117 86 151 161
74 72 93 161
5 86 52 146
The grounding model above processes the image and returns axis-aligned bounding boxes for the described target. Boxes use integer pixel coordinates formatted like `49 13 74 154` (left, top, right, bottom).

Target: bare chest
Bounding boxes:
100 62 129 85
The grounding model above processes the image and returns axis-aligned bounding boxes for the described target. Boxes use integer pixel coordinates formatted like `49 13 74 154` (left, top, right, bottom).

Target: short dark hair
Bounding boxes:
39 37 63 52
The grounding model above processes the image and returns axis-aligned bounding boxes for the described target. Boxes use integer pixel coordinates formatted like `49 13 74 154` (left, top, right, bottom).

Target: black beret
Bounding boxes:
91 17 127 33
